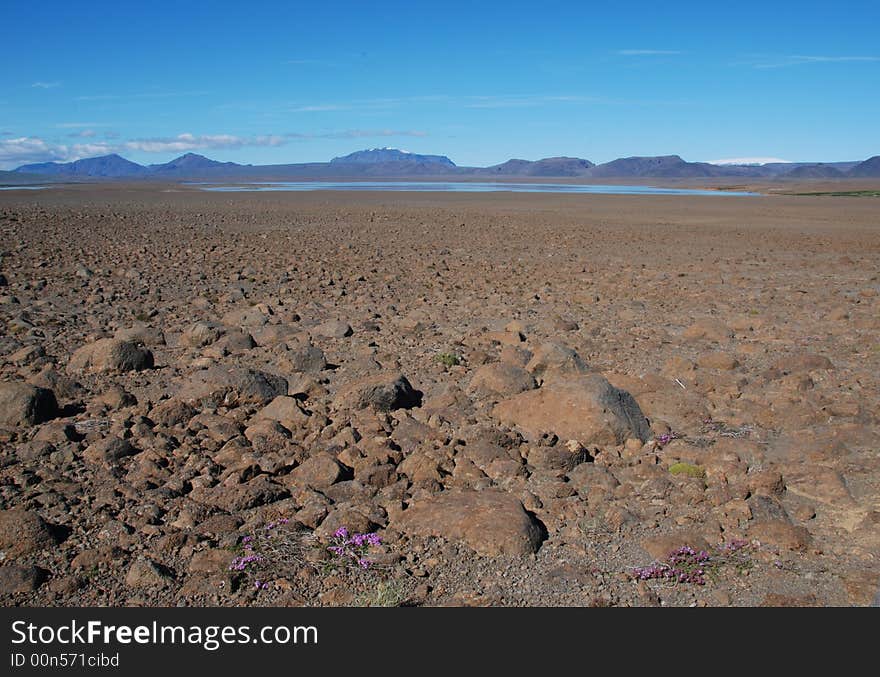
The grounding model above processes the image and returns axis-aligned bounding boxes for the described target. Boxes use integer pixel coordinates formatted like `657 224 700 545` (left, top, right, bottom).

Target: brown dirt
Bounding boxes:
1 184 878 607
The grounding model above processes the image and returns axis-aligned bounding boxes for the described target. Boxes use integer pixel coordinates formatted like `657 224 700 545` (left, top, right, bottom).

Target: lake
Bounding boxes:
192 181 759 196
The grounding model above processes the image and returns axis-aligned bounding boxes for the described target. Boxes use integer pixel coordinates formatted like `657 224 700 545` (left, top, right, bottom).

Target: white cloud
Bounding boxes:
0 137 65 166
30 81 60 89
0 137 114 168
68 130 97 138
708 157 793 165
124 133 286 153
286 129 428 140
69 142 116 157
288 104 348 112
464 94 604 109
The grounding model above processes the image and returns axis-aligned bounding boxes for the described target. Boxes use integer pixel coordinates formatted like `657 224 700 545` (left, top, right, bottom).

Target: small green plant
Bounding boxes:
353 578 416 607
435 352 461 367
668 462 705 478
82 564 100 581
134 311 151 322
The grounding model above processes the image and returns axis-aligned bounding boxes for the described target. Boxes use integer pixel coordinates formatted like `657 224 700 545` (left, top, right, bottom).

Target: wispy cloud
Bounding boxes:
123 133 286 153
31 81 60 89
286 129 428 140
54 122 111 128
0 137 114 168
617 49 682 56
67 129 97 138
464 94 607 109
752 54 880 69
75 90 209 101
288 104 349 112
284 93 614 113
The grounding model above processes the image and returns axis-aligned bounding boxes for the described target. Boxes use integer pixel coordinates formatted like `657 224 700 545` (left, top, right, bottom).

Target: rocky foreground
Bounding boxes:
1 187 878 607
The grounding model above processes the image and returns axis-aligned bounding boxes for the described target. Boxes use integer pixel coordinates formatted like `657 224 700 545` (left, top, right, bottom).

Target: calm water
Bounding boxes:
193 181 759 196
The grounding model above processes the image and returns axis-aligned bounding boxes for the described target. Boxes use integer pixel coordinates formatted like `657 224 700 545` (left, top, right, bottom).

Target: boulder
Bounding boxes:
178 366 287 407
67 338 153 374
314 320 353 339
256 395 310 430
493 374 650 445
148 399 198 428
83 437 138 465
0 382 57 427
281 342 326 374
395 489 544 556
0 509 61 558
221 304 273 328
525 342 589 382
0 565 48 594
284 453 344 490
468 363 536 397
179 321 224 348
125 558 170 588
114 324 166 347
334 373 421 412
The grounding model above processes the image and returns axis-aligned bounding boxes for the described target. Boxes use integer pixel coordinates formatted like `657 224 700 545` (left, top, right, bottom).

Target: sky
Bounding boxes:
1 0 878 169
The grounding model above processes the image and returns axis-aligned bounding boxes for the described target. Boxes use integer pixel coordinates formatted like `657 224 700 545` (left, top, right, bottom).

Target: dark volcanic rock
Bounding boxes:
0 381 58 426
334 373 421 412
0 565 49 593
179 366 288 407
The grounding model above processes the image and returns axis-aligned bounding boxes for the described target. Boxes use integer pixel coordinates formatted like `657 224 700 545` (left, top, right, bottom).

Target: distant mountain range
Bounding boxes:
11 148 880 181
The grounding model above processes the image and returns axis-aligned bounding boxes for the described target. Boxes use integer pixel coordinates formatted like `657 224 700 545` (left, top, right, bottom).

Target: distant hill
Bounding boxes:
16 154 148 177
331 148 455 167
484 157 595 177
784 164 845 179
848 155 880 177
588 155 751 178
149 153 241 175
10 148 878 181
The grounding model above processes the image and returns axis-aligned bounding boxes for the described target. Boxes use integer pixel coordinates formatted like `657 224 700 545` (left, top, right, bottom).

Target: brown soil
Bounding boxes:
1 184 878 607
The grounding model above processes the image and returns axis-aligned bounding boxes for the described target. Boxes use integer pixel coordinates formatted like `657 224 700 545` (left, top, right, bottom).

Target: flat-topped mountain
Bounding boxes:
331 147 455 166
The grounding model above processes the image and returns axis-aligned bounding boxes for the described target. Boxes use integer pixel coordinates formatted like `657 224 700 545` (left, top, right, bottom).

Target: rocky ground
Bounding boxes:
1 185 878 607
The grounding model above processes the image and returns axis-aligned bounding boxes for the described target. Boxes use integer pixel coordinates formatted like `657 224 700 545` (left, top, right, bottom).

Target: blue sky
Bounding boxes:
1 0 878 169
